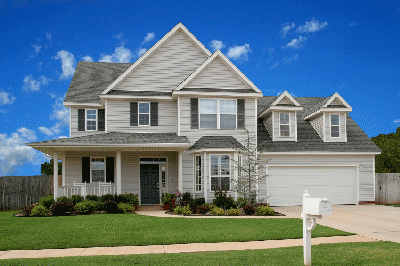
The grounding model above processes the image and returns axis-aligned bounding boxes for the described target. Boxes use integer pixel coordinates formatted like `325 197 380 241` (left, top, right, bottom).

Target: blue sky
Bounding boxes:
0 0 399 176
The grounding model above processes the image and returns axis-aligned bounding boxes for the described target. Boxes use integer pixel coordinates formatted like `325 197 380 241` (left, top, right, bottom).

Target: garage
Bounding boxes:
267 166 358 206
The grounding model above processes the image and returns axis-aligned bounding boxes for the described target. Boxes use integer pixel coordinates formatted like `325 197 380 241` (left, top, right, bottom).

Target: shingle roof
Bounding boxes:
107 90 172 96
257 97 381 153
301 94 332 119
189 136 245 150
27 132 190 146
64 62 132 104
179 88 255 93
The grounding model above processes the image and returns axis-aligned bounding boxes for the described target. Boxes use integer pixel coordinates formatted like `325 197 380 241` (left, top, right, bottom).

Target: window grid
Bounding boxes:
199 99 237 129
210 155 230 191
138 102 150 126
91 157 105 183
331 114 340 138
279 113 290 137
86 109 97 131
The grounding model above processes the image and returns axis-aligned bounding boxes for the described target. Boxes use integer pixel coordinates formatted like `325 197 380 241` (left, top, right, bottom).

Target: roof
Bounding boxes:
106 91 172 97
257 97 381 153
179 88 255 93
64 62 131 104
301 95 332 119
189 136 245 150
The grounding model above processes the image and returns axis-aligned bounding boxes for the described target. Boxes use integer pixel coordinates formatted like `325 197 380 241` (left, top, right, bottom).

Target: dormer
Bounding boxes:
258 91 303 141
303 92 352 142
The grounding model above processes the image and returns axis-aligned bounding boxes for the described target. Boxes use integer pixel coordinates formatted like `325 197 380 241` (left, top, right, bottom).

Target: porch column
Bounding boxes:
53 152 58 200
62 155 65 187
116 150 121 194
178 151 183 192
233 153 238 201
203 152 207 202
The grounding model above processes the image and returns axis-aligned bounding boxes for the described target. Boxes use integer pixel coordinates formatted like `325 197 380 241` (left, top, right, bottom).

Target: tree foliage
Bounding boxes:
371 127 400 173
41 159 62 175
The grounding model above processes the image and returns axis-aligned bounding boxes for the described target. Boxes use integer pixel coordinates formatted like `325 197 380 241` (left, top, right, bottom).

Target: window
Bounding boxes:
195 155 202 192
331 114 340 138
86 109 97 131
138 102 150 126
199 99 236 129
91 158 105 182
161 166 166 189
210 155 230 191
279 113 290 137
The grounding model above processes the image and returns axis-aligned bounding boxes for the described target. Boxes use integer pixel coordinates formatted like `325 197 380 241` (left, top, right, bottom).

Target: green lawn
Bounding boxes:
1 242 399 265
0 210 353 251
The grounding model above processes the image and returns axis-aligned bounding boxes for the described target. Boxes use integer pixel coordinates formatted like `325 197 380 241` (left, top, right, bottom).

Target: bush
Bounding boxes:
174 205 191 215
209 206 225 216
104 200 118 214
31 205 50 217
196 204 211 214
124 193 139 206
114 194 128 204
256 205 274 216
178 192 193 206
213 188 236 210
227 208 240 216
100 194 115 202
39 195 55 210
86 195 99 202
22 203 39 216
92 201 104 212
50 201 74 216
161 193 175 204
56 196 70 203
243 205 255 215
70 195 84 206
118 203 135 214
74 200 96 215
236 197 248 208
193 197 205 206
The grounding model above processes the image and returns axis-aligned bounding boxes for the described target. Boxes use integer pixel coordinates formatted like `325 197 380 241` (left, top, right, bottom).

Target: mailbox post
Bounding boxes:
301 190 332 265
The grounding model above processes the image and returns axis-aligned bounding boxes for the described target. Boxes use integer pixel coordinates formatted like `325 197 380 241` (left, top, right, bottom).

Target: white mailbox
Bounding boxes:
303 197 332 216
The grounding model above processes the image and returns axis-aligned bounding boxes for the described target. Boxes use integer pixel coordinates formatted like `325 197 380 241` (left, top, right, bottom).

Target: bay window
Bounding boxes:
199 99 236 129
210 155 230 191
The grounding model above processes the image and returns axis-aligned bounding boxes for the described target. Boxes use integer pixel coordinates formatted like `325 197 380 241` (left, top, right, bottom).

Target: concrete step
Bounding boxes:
136 205 164 211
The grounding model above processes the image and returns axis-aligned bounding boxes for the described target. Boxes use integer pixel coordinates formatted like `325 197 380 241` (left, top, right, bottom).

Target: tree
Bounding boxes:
41 159 62 175
231 129 269 204
371 127 400 173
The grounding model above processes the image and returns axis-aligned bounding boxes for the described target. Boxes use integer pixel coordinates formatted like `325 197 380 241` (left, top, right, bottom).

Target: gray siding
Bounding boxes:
107 99 177 133
310 113 324 139
70 107 104 138
258 154 375 202
114 30 208 92
324 113 346 142
273 111 296 141
263 114 273 138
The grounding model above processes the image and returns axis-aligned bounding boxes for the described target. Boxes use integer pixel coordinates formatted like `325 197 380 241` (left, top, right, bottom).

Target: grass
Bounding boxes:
0 210 353 251
376 203 400 207
1 242 400 265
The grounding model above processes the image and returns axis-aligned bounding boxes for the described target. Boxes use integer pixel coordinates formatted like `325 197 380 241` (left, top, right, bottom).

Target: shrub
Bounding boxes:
236 197 248 208
56 196 70 203
180 192 193 206
243 205 255 215
161 193 175 204
174 205 191 215
104 200 118 214
193 197 205 207
124 193 139 206
39 195 55 210
256 205 274 216
74 200 96 215
70 195 84 206
100 194 115 202
92 201 104 212
22 203 38 216
31 205 50 217
86 195 99 202
50 201 74 216
118 203 135 214
209 206 225 216
114 194 128 204
196 204 211 214
227 208 240 216
213 188 236 210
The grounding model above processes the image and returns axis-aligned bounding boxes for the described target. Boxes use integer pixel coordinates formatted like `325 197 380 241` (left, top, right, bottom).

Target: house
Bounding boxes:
27 23 381 207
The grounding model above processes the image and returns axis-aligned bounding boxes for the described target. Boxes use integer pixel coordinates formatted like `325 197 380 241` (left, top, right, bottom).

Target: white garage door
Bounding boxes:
267 166 357 206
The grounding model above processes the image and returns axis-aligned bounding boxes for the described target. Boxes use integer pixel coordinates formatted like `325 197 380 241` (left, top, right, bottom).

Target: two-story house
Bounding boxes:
27 23 381 206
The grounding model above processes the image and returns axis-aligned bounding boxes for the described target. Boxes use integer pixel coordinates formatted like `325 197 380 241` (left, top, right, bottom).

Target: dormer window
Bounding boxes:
279 113 290 137
331 114 340 138
86 109 97 131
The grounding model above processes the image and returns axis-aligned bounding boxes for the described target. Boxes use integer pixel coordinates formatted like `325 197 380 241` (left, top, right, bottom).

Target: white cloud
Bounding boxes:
209 40 226 52
38 94 70 136
394 119 400 123
0 90 16 105
284 54 299 64
99 46 132 63
82 55 94 62
136 48 147 57
350 22 357 26
114 32 125 41
142 32 155 44
282 36 306 49
297 18 328 33
23 75 51 92
38 126 54 136
30 44 42 57
38 61 43 70
54 50 76 79
227 44 252 60
0 109 8 114
282 22 295 38
58 136 68 139
46 32 52 42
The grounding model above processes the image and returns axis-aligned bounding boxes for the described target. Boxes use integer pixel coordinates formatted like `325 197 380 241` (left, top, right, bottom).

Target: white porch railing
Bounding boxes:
58 183 116 198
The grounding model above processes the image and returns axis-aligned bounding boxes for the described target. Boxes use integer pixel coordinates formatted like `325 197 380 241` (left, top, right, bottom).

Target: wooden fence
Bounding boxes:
375 173 400 204
0 175 57 211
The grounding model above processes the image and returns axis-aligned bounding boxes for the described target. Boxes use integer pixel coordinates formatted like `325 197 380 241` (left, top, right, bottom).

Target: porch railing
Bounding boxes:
58 186 116 198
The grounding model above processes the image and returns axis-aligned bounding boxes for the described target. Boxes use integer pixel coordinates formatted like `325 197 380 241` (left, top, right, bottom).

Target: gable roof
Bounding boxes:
257 91 303 117
101 23 212 95
189 136 245 150
302 92 352 120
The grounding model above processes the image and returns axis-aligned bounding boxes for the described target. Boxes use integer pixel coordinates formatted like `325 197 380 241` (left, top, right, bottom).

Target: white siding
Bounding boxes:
70 107 104 138
273 111 296 141
185 57 252 90
114 30 208 92
324 113 346 142
310 113 324 139
329 98 343 106
106 99 177 133
276 96 293 105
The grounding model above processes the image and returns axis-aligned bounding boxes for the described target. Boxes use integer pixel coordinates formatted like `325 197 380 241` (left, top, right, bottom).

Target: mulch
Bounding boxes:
165 210 285 216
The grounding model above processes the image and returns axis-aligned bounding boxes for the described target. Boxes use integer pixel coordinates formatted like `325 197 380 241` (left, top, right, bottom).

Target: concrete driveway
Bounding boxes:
274 205 400 243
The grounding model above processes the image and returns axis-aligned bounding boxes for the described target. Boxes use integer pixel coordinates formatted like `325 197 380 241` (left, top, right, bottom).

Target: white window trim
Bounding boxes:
86 109 98 131
209 154 231 191
138 102 150 126
330 113 340 138
195 154 202 192
199 98 237 129
90 157 106 183
279 112 290 137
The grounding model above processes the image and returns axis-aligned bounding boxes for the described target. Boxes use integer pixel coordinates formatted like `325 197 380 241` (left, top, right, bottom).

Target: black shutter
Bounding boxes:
98 109 105 131
130 102 138 126
106 157 114 183
82 157 90 183
78 109 85 131
191 98 199 129
237 99 245 129
150 102 158 126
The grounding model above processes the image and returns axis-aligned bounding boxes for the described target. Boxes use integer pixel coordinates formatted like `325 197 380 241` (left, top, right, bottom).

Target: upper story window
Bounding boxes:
331 114 340 138
279 113 290 137
86 109 97 131
138 102 150 126
199 99 236 129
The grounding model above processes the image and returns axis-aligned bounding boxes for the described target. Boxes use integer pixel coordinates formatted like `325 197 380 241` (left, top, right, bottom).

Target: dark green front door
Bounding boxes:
140 164 159 204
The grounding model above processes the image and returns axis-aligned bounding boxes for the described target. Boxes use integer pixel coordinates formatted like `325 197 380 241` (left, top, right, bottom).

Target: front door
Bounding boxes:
140 164 160 204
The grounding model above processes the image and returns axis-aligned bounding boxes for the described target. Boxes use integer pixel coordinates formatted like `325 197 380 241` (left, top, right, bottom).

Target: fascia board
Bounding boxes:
27 143 191 148
258 106 303 118
63 102 104 107
172 91 263 98
99 95 173 100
